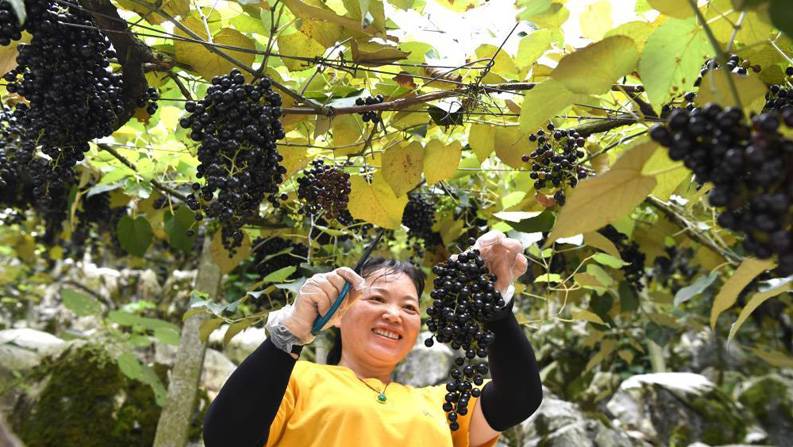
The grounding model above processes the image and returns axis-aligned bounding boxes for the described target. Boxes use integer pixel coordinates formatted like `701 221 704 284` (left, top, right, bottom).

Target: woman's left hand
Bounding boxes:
473 230 528 301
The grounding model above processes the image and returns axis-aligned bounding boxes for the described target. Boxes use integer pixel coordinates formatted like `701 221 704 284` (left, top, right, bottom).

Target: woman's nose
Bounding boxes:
382 305 401 322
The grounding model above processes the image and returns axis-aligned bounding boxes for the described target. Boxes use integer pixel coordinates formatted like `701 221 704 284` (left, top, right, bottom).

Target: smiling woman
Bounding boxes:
202 233 543 447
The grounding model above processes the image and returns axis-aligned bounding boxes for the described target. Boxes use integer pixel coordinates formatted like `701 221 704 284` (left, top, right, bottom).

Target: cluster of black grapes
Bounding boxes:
763 67 793 113
402 192 442 250
425 250 502 431
522 123 588 206
652 246 698 293
355 95 384 124
250 237 307 278
179 69 287 252
0 0 23 45
136 87 161 116
598 225 646 291
0 0 128 245
693 54 761 88
296 159 351 220
650 104 793 274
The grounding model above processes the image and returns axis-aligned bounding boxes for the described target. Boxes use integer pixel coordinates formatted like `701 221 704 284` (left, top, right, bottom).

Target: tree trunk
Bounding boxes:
648 340 666 372
0 412 25 447
153 238 222 447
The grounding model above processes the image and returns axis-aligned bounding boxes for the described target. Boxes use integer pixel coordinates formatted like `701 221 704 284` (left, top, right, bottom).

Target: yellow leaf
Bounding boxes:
585 339 616 372
210 230 252 274
174 21 256 81
573 309 605 324
116 0 190 25
728 282 792 340
493 126 527 169
331 115 365 155
282 0 369 35
278 31 325 71
468 124 495 162
580 0 612 41
642 144 689 200
0 43 18 76
584 231 622 259
547 142 658 243
475 44 519 76
750 346 793 368
348 173 408 229
648 0 694 18
277 144 310 178
604 20 659 52
382 142 424 196
424 140 462 185
551 36 639 95
710 258 776 329
199 318 224 343
618 349 635 364
439 217 465 247
516 29 553 69
351 39 410 66
299 18 343 48
519 79 587 133
695 69 768 114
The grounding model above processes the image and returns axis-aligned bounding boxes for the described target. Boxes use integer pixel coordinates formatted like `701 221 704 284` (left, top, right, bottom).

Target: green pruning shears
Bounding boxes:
311 229 385 335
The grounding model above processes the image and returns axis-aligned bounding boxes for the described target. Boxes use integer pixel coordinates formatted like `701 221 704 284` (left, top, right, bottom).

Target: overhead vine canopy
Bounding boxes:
3 0 793 386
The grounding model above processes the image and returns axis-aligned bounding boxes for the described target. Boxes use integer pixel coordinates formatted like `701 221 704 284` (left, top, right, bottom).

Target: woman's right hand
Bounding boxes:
282 267 366 342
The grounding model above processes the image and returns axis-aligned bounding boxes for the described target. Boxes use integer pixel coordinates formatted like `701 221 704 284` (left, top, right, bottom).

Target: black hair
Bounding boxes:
326 257 425 365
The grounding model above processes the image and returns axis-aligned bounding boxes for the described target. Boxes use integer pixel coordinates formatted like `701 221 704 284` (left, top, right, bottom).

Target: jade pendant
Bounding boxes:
377 393 387 404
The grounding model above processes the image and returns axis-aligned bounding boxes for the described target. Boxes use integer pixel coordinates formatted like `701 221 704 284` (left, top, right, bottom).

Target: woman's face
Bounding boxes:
336 269 421 368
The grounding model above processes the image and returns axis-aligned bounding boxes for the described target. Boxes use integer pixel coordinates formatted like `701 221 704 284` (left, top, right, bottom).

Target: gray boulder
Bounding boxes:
735 374 793 446
394 331 454 387
513 387 640 447
607 373 745 446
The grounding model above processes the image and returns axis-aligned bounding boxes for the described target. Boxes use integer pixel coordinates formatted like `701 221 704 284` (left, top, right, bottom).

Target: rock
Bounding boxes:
735 374 793 446
208 324 266 365
517 387 640 447
0 328 65 355
674 328 749 373
137 269 163 301
202 348 237 399
394 331 454 387
606 373 746 446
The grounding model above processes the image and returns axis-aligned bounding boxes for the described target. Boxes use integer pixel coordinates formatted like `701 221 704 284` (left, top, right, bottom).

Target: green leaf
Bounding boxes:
262 266 298 283
199 318 225 343
154 327 181 346
535 273 561 283
572 309 605 324
117 215 153 257
551 36 639 94
519 79 587 134
592 253 627 268
224 319 254 346
164 206 197 253
61 288 103 317
729 282 792 340
710 258 775 328
516 29 553 68
639 18 713 113
509 210 556 233
586 264 614 287
618 281 639 312
647 0 694 18
174 21 256 81
547 142 657 243
695 68 769 113
673 271 718 306
118 352 145 381
468 124 495 162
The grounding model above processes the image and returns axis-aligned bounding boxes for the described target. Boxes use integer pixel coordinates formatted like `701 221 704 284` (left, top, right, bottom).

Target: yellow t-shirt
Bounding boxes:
265 361 500 447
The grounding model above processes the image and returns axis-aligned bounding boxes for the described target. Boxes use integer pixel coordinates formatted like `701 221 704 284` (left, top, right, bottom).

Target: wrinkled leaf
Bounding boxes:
348 173 408 229
382 141 424 196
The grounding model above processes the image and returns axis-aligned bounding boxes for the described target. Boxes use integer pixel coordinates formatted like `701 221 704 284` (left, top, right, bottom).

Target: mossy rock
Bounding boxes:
737 374 793 446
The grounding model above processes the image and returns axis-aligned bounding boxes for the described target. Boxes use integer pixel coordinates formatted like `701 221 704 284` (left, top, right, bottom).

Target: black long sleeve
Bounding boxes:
203 338 297 447
480 309 543 431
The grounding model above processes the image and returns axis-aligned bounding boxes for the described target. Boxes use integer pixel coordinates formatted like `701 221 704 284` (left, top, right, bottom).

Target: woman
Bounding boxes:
203 231 543 447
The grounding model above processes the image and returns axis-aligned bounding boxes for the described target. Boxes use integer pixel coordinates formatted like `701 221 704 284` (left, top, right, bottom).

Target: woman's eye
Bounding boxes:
368 296 385 302
403 306 418 313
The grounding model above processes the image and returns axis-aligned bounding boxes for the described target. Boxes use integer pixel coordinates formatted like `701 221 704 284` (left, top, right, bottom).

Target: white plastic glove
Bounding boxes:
473 230 528 303
267 267 366 345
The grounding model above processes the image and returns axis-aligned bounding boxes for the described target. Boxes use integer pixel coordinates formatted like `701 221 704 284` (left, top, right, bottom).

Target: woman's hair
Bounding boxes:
326 257 425 365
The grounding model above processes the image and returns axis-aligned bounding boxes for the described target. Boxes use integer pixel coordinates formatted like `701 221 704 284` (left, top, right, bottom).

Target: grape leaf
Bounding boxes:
673 271 718 306
647 0 694 18
551 36 639 94
579 0 612 41
467 124 495 162
728 282 792 340
710 258 775 329
174 21 256 81
519 79 587 134
424 140 462 184
547 142 657 243
695 69 768 113
348 173 408 229
278 31 326 71
639 18 713 113
382 141 424 196
516 29 552 68
117 215 153 257
210 230 252 274
164 206 197 253
494 126 528 168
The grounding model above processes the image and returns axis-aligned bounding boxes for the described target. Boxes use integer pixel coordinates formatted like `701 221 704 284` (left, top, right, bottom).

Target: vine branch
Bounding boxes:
97 143 189 201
